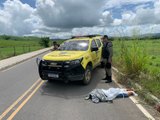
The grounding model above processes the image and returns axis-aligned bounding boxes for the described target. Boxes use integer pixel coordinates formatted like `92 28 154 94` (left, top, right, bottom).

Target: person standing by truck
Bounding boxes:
52 41 59 50
101 35 113 83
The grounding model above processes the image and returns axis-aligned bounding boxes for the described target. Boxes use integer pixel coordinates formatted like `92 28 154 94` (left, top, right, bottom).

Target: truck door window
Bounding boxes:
96 39 101 48
91 40 98 49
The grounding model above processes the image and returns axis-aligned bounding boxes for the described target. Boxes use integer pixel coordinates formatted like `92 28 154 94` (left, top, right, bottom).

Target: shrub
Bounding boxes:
1 35 11 40
118 39 148 77
39 37 50 47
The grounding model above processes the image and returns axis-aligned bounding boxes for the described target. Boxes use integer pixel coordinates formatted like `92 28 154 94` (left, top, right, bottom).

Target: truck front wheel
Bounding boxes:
82 65 92 85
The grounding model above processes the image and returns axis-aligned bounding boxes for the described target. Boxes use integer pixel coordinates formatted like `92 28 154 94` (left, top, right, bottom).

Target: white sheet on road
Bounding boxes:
85 88 137 103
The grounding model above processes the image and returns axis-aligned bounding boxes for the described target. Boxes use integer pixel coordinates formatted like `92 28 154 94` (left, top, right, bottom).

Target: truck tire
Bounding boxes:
48 79 53 83
38 60 44 80
82 65 92 85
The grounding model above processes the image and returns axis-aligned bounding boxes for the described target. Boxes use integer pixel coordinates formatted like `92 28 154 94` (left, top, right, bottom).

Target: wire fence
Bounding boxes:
0 45 44 60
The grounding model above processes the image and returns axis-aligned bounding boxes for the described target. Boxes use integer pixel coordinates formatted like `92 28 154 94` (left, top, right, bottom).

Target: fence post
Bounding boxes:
0 47 1 59
23 46 25 53
13 46 16 56
29 45 31 52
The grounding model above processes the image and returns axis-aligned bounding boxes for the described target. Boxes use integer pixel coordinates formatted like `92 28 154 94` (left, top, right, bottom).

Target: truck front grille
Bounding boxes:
42 60 65 71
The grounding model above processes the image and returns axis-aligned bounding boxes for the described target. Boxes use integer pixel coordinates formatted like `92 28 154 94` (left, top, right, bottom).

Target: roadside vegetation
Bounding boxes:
39 37 50 47
112 37 160 104
0 35 51 60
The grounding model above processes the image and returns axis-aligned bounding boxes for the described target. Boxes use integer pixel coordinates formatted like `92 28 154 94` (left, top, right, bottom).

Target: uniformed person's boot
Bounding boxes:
105 76 112 83
102 75 109 80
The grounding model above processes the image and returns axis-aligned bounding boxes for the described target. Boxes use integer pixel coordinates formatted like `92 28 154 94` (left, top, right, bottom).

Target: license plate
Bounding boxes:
48 73 59 78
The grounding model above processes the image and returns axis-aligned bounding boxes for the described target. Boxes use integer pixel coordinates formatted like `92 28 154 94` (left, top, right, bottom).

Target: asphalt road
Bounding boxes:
0 54 148 120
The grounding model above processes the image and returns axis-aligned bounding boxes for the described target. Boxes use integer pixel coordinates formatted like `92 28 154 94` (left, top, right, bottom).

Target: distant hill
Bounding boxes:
111 33 160 40
141 33 160 39
0 35 41 41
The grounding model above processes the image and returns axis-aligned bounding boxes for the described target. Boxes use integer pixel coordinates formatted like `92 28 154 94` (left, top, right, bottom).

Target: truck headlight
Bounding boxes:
41 60 48 66
65 58 83 65
71 59 80 64
71 58 83 65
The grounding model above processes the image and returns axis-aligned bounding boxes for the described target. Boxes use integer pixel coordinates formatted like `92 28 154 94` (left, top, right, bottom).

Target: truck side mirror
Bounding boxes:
91 47 98 52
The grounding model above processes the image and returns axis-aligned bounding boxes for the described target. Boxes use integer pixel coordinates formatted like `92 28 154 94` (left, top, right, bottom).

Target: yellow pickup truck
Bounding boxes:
38 36 103 85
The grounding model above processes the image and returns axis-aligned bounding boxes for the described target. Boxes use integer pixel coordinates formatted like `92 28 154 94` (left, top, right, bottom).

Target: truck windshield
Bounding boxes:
59 40 89 51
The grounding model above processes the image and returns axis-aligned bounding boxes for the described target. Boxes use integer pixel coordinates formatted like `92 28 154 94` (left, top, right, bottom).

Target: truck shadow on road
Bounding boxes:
39 68 104 99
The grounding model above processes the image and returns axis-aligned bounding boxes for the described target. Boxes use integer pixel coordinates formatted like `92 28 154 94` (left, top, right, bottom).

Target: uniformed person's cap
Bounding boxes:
102 35 108 39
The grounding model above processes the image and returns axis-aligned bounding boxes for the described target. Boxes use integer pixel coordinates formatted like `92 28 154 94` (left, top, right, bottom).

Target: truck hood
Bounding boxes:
43 51 86 61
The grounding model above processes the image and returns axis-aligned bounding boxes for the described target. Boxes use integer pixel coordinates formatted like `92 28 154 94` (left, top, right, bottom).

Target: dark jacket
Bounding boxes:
102 42 113 59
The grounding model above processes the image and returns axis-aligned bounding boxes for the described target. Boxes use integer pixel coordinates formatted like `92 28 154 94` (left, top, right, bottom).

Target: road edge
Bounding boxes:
0 48 51 71
112 66 156 120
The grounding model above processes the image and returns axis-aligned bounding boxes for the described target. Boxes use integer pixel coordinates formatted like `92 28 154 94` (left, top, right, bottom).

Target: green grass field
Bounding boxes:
0 37 44 60
112 39 160 98
0 39 41 47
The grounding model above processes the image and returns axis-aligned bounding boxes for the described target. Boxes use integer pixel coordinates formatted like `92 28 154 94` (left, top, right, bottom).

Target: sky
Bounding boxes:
0 0 160 38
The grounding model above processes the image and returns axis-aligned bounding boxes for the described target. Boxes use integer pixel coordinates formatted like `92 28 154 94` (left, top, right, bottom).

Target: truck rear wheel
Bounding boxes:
82 65 92 85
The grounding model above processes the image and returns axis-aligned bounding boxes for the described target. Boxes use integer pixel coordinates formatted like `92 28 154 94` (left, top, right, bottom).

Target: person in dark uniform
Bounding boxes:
101 35 113 83
52 41 59 50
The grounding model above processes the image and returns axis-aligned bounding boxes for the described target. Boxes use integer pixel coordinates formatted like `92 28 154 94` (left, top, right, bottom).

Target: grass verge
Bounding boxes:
0 36 47 60
112 38 160 111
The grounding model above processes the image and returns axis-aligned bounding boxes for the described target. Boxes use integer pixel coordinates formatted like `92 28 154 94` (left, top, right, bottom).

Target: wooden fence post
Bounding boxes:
23 46 25 53
29 45 31 52
13 46 16 56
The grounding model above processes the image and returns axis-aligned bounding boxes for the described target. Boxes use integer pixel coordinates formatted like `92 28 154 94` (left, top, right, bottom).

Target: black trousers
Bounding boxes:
103 58 112 77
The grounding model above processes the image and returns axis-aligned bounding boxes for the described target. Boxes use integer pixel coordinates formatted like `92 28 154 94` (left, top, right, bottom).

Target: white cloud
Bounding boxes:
113 19 122 26
100 11 113 26
32 26 62 36
104 0 156 9
154 0 160 21
150 24 160 33
72 27 103 36
121 11 136 25
135 8 156 25
0 0 160 38
37 0 55 7
0 0 42 35
113 1 160 26
50 32 72 39
35 0 105 28
135 3 151 10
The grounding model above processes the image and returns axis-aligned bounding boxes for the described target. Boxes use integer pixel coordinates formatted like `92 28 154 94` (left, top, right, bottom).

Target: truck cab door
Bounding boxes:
90 40 99 67
95 39 103 63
